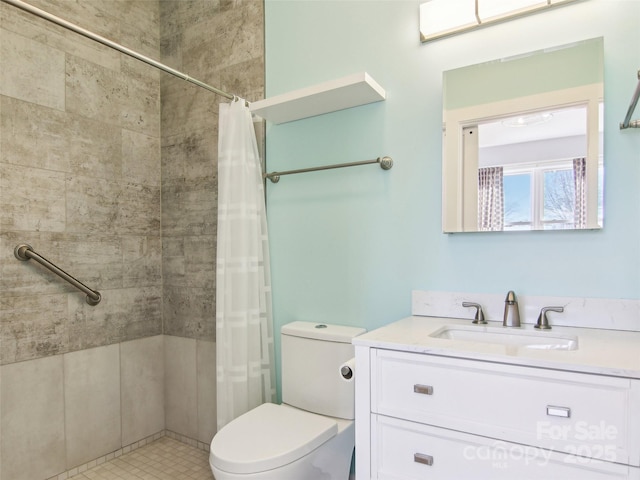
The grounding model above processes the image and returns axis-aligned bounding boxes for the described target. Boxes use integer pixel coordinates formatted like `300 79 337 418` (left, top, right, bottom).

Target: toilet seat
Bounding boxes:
210 403 338 475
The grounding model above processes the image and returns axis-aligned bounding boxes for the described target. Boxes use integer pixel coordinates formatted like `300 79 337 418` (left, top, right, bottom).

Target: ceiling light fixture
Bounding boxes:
501 112 554 127
420 0 578 43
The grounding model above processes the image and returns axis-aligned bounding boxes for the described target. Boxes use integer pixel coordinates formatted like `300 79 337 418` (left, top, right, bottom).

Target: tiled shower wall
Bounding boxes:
0 0 163 365
0 0 265 478
0 1 163 478
158 0 265 449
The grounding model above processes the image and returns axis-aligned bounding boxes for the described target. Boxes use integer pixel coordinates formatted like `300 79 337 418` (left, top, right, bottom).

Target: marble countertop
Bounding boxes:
353 316 640 379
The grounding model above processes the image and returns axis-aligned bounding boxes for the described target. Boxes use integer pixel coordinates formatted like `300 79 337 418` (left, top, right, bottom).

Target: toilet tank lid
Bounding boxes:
281 321 366 343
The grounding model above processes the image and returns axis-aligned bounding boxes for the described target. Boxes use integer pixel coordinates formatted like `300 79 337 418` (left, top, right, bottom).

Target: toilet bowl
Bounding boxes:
209 403 355 480
209 321 365 480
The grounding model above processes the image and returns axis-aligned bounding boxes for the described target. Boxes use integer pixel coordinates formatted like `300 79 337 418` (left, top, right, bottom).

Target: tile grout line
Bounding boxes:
47 429 211 480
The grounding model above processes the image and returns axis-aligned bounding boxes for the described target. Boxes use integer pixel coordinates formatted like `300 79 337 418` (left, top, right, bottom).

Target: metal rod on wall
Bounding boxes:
620 69 640 129
1 0 237 101
14 244 102 306
264 156 394 183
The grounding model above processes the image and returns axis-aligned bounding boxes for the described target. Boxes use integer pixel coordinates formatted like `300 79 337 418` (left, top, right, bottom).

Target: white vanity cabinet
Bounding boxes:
354 346 640 479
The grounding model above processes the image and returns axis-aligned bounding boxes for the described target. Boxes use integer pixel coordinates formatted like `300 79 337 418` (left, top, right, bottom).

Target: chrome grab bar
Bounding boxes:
14 244 102 306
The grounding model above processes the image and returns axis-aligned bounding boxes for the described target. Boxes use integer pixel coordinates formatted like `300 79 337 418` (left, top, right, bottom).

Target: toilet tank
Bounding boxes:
281 321 366 420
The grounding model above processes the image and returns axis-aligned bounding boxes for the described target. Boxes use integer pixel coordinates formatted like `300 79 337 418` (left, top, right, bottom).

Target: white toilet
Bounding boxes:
209 321 366 480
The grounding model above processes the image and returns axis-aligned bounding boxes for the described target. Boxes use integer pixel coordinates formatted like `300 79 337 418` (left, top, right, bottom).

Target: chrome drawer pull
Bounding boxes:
414 453 434 466
547 405 571 418
413 384 434 395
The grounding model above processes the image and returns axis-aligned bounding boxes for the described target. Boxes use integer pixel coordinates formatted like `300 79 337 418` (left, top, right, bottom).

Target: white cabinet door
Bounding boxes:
372 414 640 480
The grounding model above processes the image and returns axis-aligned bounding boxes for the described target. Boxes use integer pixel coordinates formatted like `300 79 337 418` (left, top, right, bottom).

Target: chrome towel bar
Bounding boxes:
620 69 640 129
264 156 393 183
14 244 102 305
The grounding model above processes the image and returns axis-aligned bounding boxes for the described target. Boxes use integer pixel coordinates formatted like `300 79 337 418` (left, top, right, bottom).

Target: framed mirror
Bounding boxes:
442 38 604 233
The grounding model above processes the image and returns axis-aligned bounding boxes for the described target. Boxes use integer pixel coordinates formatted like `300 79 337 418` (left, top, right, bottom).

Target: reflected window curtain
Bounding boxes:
478 166 504 231
573 157 587 228
216 98 276 430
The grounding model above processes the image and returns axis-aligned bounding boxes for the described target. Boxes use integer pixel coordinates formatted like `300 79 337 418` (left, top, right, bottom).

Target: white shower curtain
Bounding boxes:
216 98 276 430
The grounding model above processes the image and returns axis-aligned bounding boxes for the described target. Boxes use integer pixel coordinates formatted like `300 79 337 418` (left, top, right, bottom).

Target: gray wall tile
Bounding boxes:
65 54 125 125
64 344 121 468
0 96 70 172
121 335 165 445
160 79 218 138
123 130 162 187
163 285 215 340
0 355 66 480
68 286 162 351
0 27 66 110
183 1 263 73
1 0 163 363
118 1 161 59
123 236 163 288
162 234 215 289
0 293 69 364
161 178 216 237
164 335 198 439
0 163 67 232
66 176 161 236
0 2 121 71
25 0 121 39
161 129 217 181
66 115 123 180
197 339 217 442
119 182 162 234
121 75 161 137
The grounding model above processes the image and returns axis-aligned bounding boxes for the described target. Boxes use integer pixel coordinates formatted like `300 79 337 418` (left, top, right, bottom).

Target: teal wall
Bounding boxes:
264 0 640 390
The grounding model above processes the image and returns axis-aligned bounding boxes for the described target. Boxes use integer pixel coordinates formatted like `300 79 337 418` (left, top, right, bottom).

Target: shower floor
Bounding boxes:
71 436 214 480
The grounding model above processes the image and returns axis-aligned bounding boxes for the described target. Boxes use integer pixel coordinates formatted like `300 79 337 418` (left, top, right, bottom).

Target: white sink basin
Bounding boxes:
429 325 578 351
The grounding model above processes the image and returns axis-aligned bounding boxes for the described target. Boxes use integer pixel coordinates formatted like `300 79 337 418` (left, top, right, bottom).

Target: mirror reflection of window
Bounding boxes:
503 172 531 230
472 104 604 231
502 162 578 230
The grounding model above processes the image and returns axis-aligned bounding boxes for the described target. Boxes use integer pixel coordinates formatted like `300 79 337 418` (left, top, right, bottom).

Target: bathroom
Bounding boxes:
0 0 638 479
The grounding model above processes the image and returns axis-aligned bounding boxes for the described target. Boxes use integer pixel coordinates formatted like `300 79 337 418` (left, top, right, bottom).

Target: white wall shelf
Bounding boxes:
249 72 386 124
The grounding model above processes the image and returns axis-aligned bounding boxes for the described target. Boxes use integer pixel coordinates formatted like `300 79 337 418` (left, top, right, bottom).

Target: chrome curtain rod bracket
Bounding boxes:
14 244 102 306
1 0 244 103
620 69 640 129
264 156 393 183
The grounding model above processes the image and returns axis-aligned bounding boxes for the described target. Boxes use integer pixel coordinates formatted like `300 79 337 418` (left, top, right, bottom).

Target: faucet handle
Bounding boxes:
462 302 487 324
535 306 564 330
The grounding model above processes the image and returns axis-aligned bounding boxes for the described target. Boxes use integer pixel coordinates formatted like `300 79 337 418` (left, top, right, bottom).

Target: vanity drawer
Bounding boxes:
371 349 639 465
372 414 640 480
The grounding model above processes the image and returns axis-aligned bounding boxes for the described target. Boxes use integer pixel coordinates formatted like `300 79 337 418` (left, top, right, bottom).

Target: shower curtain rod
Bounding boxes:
1 0 238 101
620 69 640 129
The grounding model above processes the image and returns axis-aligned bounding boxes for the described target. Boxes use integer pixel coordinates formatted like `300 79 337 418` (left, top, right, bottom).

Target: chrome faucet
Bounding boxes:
503 291 521 327
462 301 487 324
535 306 564 330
